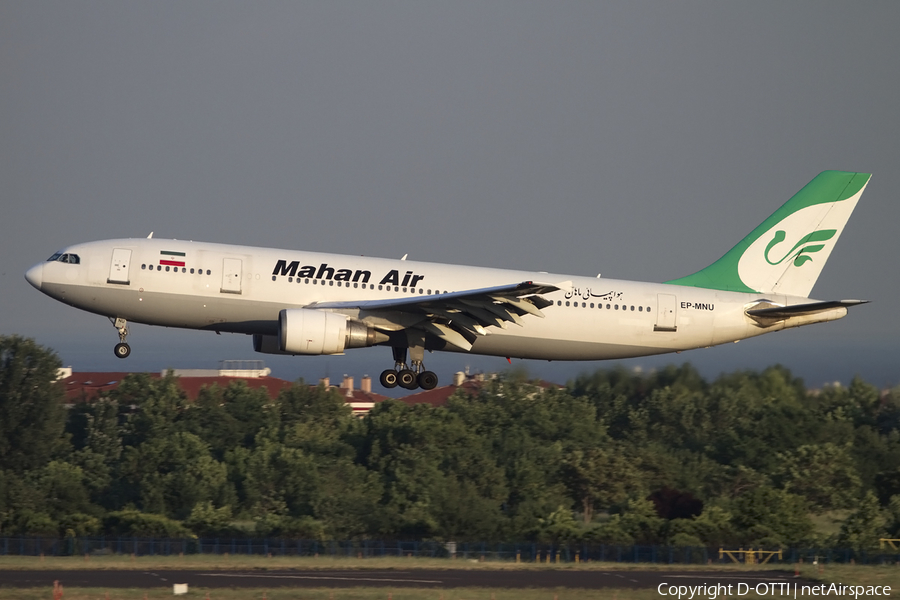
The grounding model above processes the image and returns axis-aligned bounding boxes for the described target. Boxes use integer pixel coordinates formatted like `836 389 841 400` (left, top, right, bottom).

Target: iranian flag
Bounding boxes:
159 250 186 267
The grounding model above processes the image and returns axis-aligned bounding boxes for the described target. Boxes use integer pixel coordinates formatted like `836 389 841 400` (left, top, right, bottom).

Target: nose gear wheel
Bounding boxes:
109 317 131 359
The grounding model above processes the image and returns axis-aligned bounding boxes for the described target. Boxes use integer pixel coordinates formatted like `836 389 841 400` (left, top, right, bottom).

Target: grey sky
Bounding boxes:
2 2 898 392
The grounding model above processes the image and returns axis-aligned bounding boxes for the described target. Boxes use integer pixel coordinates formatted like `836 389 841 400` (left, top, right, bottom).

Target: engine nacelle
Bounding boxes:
255 309 387 355
252 333 293 355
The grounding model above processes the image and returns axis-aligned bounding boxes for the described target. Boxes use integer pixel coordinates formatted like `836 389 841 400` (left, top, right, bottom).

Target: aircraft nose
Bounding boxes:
25 263 43 290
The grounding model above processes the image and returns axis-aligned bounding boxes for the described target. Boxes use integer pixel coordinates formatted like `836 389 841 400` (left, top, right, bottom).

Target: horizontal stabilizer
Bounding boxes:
746 299 868 319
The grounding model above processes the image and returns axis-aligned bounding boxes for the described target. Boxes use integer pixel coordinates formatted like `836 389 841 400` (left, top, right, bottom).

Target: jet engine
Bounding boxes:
253 308 387 355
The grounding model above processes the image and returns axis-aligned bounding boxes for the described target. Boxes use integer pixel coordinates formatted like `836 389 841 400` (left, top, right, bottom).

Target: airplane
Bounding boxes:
25 170 870 391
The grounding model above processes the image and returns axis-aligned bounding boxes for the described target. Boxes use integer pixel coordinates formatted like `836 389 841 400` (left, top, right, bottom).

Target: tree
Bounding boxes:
561 445 641 523
663 502 739 547
0 336 68 472
835 491 885 550
774 443 862 511
68 398 123 505
116 372 187 447
121 432 232 519
184 501 233 536
729 486 815 547
104 509 192 537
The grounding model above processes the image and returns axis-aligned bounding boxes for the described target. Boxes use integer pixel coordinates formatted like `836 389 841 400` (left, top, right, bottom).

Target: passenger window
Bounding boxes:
141 264 146 270
565 301 570 307
190 268 195 274
590 303 594 308
206 270 211 275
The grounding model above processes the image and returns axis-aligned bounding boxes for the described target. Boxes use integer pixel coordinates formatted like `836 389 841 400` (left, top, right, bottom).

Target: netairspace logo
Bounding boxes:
657 582 892 599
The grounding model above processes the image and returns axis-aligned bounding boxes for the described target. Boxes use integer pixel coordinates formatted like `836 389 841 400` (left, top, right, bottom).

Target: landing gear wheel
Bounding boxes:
398 369 418 390
114 343 131 359
380 369 399 388
417 371 438 390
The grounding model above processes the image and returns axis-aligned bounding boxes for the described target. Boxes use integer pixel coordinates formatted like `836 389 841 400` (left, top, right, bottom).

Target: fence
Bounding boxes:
2 536 900 565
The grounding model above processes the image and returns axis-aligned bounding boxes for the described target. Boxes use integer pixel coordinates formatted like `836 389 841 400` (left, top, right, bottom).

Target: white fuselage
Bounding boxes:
26 238 841 361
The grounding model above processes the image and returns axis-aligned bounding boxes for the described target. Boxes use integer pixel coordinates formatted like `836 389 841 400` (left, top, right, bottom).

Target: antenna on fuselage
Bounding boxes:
147 232 154 239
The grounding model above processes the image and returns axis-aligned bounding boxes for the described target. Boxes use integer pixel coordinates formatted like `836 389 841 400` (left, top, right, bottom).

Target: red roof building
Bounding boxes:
55 366 556 415
54 365 388 414
56 368 294 403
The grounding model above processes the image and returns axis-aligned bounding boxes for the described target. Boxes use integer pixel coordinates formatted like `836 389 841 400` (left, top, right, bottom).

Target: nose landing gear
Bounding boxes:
110 317 131 359
379 345 438 390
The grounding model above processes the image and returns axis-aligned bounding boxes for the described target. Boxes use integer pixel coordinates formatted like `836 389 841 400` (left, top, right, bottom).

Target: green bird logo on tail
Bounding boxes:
764 229 837 267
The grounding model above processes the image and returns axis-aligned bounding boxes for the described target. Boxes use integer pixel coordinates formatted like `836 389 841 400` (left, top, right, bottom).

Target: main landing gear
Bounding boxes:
110 317 131 359
380 345 438 390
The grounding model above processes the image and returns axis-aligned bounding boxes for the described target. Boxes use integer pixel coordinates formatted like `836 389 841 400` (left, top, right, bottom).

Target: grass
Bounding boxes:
0 553 799 571
2 555 899 600
795 562 900 592
0 587 697 600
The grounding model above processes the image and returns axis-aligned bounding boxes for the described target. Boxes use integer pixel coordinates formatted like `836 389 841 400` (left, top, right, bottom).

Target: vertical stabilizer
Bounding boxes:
666 171 870 297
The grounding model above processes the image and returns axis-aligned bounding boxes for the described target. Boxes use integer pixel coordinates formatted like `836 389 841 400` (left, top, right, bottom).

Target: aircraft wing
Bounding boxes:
310 280 566 351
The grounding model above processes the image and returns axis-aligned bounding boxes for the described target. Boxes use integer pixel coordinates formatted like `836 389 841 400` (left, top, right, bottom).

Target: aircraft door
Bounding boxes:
654 293 677 332
221 258 242 294
107 248 132 285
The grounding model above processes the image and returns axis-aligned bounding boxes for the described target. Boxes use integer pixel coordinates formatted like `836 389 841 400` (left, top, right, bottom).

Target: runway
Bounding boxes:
0 568 813 590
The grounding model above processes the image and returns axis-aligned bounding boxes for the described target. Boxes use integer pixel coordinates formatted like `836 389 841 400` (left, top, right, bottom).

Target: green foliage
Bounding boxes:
121 431 232 518
182 381 280 457
104 508 193 537
666 505 736 547
835 491 885 550
3 337 900 547
560 445 641 523
774 443 861 511
729 486 816 547
184 501 234 536
535 505 581 543
9 510 58 536
0 335 68 473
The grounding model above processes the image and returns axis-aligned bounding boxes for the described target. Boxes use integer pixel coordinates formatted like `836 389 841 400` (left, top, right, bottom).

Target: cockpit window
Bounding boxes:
47 253 80 264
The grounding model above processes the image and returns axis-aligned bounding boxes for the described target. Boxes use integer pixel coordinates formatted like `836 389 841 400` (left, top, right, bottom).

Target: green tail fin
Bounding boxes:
666 170 870 297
